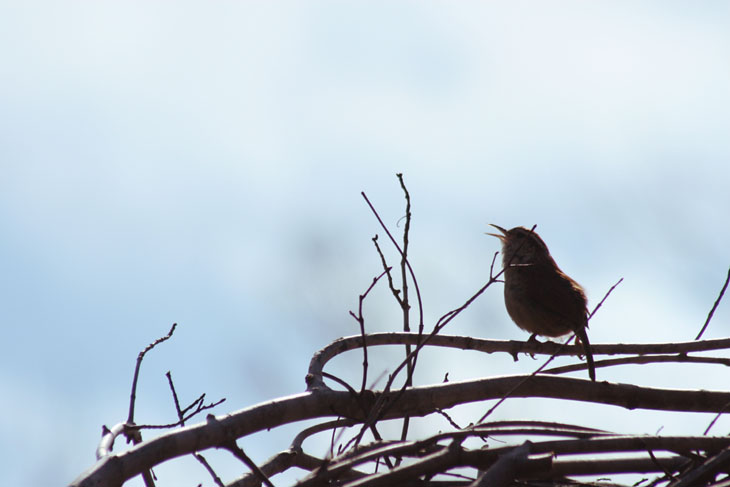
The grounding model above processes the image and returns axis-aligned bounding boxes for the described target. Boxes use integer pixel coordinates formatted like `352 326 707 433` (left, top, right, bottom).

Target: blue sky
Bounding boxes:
2 2 730 486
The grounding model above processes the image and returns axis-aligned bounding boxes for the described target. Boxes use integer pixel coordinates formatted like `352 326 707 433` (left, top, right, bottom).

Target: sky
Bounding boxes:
1 2 730 486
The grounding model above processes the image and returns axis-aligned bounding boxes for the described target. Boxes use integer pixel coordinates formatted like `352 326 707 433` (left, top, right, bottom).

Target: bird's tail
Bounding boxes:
575 327 596 381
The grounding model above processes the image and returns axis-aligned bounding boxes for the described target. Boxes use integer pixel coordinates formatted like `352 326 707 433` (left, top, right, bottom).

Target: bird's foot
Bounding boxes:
526 333 541 359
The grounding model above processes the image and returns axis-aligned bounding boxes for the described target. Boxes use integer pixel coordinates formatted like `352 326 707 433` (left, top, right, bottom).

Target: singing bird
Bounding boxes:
488 225 596 381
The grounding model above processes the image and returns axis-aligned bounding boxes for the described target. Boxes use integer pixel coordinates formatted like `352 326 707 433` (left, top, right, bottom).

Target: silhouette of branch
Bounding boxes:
306 332 730 390
589 277 624 320
696 267 730 340
545 353 730 376
224 440 274 487
73 372 730 487
124 323 178 487
371 235 400 303
349 268 390 394
128 323 177 425
361 191 424 332
166 371 224 486
395 173 415 445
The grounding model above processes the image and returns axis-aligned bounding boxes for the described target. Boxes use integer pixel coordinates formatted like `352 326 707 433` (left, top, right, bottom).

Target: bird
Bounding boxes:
487 224 596 381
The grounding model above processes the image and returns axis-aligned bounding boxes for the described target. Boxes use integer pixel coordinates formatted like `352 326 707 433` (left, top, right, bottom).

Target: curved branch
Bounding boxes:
334 435 730 487
306 333 730 390
73 375 730 487
298 419 616 486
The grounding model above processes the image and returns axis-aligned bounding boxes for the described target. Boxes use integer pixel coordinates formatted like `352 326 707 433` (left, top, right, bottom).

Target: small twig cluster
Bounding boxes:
92 322 226 487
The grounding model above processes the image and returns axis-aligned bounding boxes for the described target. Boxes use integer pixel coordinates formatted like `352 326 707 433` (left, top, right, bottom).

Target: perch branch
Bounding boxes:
306 333 730 390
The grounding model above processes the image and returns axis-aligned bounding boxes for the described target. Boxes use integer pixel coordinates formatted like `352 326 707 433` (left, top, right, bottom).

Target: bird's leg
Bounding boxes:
526 333 540 358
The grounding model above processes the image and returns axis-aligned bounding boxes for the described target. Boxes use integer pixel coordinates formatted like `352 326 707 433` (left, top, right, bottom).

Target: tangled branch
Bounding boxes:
70 177 730 487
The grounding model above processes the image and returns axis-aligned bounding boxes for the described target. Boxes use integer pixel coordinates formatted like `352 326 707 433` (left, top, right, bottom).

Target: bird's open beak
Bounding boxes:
486 223 507 240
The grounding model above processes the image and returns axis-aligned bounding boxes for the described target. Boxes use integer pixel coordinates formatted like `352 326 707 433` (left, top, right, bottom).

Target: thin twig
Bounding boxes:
179 395 205 417
322 371 359 396
349 268 391 394
166 372 224 487
165 371 183 418
704 401 730 436
396 173 414 445
435 408 463 430
644 447 677 481
545 353 730 376
589 277 624 320
128 323 178 424
124 323 178 487
696 267 730 340
330 417 340 458
193 454 225 487
371 236 401 304
361 191 424 335
127 396 226 430
396 173 413 332
225 441 276 487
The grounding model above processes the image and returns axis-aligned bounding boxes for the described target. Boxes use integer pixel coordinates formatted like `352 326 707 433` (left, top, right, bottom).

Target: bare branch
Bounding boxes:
704 400 730 436
224 439 275 487
349 268 390 394
194 454 224 487
589 277 624 320
545 353 730 376
306 332 730 390
360 191 424 336
128 323 177 425
395 173 415 445
696 267 730 340
165 371 224 486
371 235 401 305
124 323 178 487
72 373 730 487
